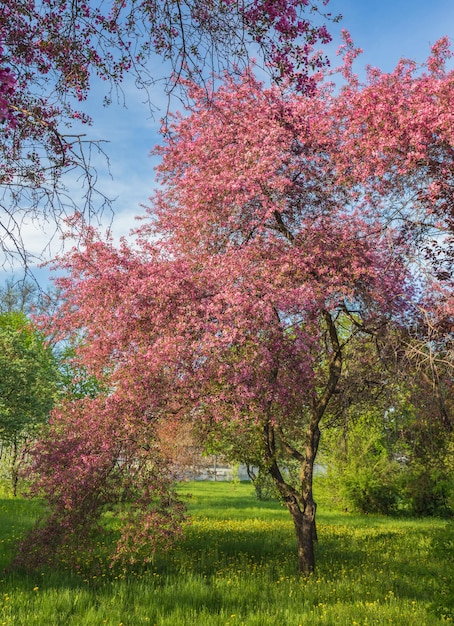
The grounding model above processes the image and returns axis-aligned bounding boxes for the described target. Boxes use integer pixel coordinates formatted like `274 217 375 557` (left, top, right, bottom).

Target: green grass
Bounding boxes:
0 480 453 625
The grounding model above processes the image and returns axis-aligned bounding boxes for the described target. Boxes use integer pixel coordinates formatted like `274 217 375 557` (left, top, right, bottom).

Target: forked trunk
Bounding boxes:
265 310 342 575
267 420 319 575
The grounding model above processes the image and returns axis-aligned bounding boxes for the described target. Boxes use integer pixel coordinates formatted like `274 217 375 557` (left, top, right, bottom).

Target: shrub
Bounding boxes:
340 456 401 515
403 461 453 518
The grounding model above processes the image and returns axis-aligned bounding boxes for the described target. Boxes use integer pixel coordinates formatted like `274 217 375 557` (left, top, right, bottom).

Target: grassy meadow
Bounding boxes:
0 479 453 625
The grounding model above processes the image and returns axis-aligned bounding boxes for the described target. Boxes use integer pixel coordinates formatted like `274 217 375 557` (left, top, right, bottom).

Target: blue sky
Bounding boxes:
7 0 454 283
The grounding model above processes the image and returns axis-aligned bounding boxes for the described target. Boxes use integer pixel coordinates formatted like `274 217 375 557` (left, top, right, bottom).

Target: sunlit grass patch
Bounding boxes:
0 480 453 625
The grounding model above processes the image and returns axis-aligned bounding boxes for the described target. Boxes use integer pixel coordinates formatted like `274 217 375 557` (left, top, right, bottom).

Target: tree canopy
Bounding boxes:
13 35 454 574
0 311 57 444
0 310 59 494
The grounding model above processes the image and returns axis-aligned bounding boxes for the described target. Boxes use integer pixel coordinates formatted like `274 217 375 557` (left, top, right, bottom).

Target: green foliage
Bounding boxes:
340 456 401 515
402 453 454 518
321 374 454 518
0 311 58 444
322 415 402 515
397 408 454 518
247 467 280 501
56 344 106 400
0 311 59 495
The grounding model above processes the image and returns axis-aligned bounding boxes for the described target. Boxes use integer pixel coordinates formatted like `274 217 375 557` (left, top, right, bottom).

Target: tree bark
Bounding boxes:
293 506 316 575
269 449 318 574
265 420 319 575
11 437 19 497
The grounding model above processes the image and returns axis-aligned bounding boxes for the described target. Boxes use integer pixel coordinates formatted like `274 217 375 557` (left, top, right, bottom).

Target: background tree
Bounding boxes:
312 293 453 518
0 278 38 314
384 318 454 516
0 0 337 271
0 311 58 495
0 277 59 316
321 362 454 517
311 321 405 515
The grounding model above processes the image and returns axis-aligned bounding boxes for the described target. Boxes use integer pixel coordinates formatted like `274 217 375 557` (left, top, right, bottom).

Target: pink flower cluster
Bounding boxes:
0 47 17 127
239 0 334 92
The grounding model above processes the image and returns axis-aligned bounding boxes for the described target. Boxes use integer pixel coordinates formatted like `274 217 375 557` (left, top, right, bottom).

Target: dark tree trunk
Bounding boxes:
293 507 316 575
268 454 318 575
265 419 320 575
11 438 19 497
293 419 320 575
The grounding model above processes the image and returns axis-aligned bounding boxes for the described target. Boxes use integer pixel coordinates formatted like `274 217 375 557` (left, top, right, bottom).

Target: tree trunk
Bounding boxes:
11 438 19 497
271 458 318 575
264 310 342 575
294 419 320 575
293 507 316 575
266 419 319 575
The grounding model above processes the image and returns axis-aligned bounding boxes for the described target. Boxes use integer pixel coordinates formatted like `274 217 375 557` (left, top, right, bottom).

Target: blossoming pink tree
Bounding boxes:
19 38 454 574
330 34 454 379
0 0 336 269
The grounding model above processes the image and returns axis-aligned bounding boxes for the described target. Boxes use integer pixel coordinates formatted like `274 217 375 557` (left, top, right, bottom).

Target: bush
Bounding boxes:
340 456 401 515
248 468 280 501
322 416 403 515
403 462 453 518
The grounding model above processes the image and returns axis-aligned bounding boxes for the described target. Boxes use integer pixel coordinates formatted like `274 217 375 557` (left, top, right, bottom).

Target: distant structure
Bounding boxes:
182 456 253 482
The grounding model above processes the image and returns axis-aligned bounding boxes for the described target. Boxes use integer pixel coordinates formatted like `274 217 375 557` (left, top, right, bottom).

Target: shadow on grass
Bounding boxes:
179 481 289 520
316 516 454 618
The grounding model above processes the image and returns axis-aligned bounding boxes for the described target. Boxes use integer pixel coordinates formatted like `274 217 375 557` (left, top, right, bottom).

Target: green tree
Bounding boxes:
0 278 38 315
0 311 58 495
320 323 454 518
